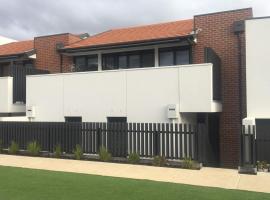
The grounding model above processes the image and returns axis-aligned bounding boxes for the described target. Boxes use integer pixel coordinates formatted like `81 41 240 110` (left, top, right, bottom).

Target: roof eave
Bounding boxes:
59 34 196 54
0 49 36 62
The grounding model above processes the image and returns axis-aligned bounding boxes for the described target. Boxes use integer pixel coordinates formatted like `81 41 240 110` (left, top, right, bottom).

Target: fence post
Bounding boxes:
153 130 160 156
238 124 257 175
193 125 199 161
252 125 256 167
97 127 102 151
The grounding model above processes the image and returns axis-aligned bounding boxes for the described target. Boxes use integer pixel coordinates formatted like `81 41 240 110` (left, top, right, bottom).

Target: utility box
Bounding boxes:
26 106 36 118
167 104 179 119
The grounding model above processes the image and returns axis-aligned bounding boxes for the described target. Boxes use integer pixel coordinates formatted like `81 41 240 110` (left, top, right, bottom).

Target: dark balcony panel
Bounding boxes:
204 47 221 101
11 65 49 103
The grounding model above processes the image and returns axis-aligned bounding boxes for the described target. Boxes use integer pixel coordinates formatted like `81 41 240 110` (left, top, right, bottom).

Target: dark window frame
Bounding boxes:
65 116 82 123
107 117 127 123
73 54 98 72
102 49 155 70
158 46 192 66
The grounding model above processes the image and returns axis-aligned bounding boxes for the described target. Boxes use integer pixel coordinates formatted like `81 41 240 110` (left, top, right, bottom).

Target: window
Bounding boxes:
128 54 140 68
74 55 98 72
159 51 174 66
118 55 127 69
159 47 191 66
65 116 82 122
107 117 127 123
102 50 154 70
102 55 117 70
74 57 86 71
87 56 98 71
142 52 155 67
176 50 190 65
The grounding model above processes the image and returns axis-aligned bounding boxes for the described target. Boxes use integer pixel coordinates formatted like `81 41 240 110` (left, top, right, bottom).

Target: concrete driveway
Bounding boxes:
0 154 269 194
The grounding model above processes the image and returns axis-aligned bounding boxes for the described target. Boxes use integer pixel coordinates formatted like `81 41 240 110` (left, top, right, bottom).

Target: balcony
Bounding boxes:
26 63 222 122
0 65 49 115
0 77 25 114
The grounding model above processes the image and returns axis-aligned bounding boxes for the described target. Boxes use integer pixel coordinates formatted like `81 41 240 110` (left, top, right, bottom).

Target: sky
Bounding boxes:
0 0 269 40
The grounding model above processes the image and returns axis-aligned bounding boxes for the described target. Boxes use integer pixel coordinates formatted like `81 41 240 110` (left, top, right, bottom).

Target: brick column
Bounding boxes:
193 8 253 168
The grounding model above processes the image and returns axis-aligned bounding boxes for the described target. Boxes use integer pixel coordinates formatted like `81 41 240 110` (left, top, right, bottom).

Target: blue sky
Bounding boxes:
0 0 269 40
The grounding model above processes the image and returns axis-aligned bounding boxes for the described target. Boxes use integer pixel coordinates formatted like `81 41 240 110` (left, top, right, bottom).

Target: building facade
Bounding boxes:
1 8 265 168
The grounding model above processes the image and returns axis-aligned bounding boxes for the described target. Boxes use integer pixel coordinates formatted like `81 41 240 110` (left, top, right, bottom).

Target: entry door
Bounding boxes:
197 113 220 167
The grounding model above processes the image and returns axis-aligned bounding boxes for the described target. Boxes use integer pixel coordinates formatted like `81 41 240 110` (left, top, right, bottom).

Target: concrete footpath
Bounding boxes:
0 155 269 194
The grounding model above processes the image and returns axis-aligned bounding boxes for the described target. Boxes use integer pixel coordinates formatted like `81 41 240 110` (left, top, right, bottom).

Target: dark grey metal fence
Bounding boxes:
240 123 270 168
0 122 203 160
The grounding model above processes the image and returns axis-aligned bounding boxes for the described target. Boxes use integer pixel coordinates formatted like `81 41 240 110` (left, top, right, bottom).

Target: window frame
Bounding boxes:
65 116 82 123
102 49 155 70
158 46 192 66
73 54 98 72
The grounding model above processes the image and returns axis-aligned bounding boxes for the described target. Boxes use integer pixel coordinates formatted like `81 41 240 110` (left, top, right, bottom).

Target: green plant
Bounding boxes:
257 161 268 171
153 155 167 167
262 161 268 170
257 161 262 170
27 141 41 156
8 141 19 155
98 146 112 162
128 152 140 164
182 157 194 169
73 144 83 160
54 144 62 158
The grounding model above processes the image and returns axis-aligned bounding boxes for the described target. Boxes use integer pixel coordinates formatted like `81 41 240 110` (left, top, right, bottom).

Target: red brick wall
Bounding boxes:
34 34 81 73
193 8 252 168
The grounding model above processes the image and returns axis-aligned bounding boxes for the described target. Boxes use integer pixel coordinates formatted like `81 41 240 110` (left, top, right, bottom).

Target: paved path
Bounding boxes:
0 155 269 194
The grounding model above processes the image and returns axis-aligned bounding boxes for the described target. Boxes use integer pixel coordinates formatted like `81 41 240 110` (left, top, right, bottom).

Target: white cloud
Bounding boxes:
0 0 269 40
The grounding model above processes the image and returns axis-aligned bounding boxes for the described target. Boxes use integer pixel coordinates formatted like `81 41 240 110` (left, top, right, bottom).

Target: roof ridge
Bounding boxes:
110 18 193 31
65 30 113 47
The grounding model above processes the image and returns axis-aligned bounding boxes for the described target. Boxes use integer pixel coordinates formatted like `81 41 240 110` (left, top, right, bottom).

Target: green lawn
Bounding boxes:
0 166 269 200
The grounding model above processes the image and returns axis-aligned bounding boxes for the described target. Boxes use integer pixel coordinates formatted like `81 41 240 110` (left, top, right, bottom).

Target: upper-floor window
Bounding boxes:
159 47 191 66
74 55 98 72
102 50 154 70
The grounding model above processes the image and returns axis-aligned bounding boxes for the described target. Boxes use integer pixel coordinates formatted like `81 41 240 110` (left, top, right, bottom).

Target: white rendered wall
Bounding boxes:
0 116 28 121
0 77 25 113
245 18 270 119
27 64 221 123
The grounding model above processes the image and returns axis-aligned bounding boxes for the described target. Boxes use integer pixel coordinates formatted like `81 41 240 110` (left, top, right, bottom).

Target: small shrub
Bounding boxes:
182 157 193 169
27 141 41 156
54 144 62 158
128 152 140 164
73 144 83 160
262 161 268 170
153 155 167 167
257 161 268 171
9 141 19 155
99 146 112 162
257 161 262 170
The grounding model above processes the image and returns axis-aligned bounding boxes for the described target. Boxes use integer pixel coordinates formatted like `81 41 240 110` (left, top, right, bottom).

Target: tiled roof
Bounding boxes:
0 40 34 57
65 19 193 49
